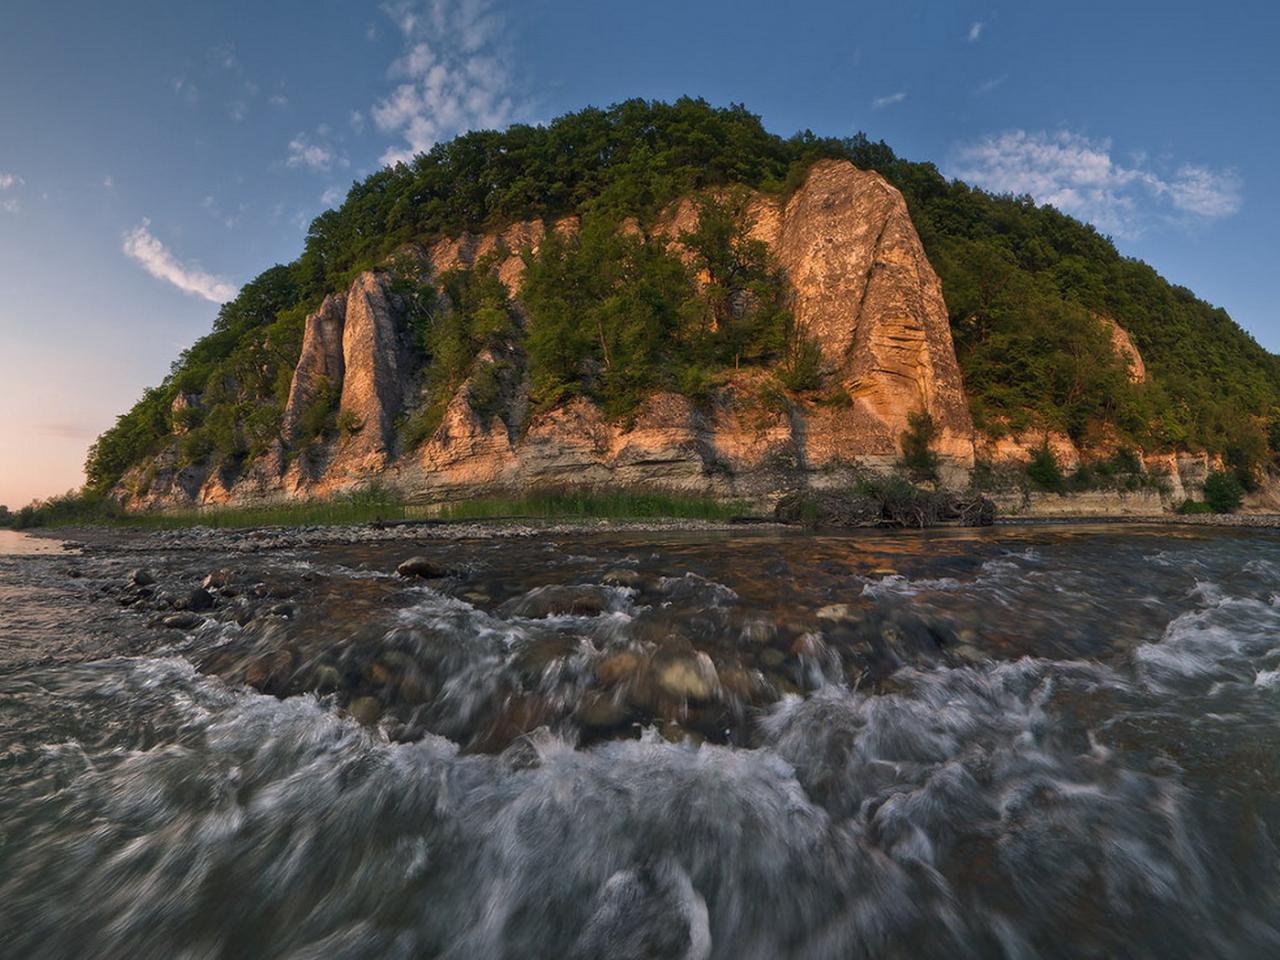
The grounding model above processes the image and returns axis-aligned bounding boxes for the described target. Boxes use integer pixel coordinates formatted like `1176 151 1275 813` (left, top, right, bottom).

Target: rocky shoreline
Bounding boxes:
33 509 1280 559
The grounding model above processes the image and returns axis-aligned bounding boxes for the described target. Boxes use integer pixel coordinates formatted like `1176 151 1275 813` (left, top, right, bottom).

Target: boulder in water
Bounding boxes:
347 696 382 725
397 556 448 579
175 587 215 612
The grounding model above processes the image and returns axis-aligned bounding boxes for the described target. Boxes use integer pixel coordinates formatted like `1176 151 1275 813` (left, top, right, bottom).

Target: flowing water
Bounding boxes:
3 523 1280 958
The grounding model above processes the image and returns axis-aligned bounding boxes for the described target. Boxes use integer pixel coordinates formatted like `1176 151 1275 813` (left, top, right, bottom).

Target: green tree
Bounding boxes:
1203 470 1244 513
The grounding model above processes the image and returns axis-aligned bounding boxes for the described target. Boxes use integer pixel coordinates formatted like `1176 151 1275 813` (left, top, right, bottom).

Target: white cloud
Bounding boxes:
1162 163 1243 218
210 43 239 73
268 93 289 108
321 185 345 207
286 131 347 172
974 75 1007 96
950 129 1242 237
172 76 199 104
350 110 366 133
0 171 22 212
122 220 238 303
967 21 984 42
871 91 907 110
372 0 516 166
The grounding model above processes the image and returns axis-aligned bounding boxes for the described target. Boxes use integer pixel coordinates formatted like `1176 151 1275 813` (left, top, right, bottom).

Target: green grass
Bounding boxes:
126 495 411 530
428 489 749 522
10 485 748 530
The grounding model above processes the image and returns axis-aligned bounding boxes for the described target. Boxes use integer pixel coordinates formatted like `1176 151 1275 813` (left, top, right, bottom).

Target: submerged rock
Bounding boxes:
174 587 215 612
499 584 616 619
347 696 383 725
653 652 719 703
160 612 204 630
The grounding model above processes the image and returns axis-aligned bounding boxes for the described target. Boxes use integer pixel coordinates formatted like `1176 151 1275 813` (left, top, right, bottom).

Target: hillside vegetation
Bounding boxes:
86 98 1280 496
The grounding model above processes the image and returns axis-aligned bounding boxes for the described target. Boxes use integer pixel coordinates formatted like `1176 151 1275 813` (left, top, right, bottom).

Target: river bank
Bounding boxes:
26 506 1280 559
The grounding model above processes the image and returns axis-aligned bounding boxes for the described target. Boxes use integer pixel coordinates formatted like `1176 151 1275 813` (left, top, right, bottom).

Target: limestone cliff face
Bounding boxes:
1095 313 1146 384
332 273 410 476
769 160 973 464
281 292 346 445
119 161 984 510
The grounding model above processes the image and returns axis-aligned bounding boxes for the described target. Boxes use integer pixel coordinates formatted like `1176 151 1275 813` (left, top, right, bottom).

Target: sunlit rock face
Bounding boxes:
117 161 986 509
279 292 347 447
329 272 411 477
768 160 974 466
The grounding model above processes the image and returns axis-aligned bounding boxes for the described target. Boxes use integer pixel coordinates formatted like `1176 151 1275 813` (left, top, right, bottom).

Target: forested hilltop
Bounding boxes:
87 98 1280 499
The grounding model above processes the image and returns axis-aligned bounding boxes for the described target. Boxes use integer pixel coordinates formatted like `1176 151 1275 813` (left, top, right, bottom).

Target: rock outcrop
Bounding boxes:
1096 313 1146 384
113 162 1019 511
766 160 973 465
332 273 410 476
281 292 346 444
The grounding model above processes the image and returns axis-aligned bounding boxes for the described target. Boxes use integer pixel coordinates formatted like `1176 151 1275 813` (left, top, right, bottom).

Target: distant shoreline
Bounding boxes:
21 511 1280 558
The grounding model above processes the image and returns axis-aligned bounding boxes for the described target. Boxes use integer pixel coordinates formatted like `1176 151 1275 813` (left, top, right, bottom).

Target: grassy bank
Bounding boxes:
4 487 748 531
427 490 748 522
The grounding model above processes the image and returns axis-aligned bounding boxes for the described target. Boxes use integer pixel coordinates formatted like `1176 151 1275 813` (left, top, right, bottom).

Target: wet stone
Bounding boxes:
759 647 787 670
499 584 615 619
174 588 215 612
596 650 641 686
160 612 204 630
347 696 383 725
577 692 631 731
601 568 643 589
653 652 718 703
127 567 156 587
202 569 237 592
397 556 448 579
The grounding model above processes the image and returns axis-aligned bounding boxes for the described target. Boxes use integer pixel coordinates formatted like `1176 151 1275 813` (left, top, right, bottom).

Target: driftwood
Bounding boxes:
774 485 996 529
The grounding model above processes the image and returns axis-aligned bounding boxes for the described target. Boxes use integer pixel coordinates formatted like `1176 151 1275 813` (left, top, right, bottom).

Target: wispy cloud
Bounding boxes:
967 21 984 42
372 0 517 166
268 93 289 108
36 420 98 441
205 42 261 122
321 185 346 207
172 75 199 105
286 127 348 172
200 194 244 229
0 171 22 212
871 91 907 110
122 220 238 303
950 129 1243 237
974 75 1007 96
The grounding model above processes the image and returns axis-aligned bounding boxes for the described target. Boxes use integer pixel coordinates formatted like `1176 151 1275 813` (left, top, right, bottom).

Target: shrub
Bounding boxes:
899 411 940 482
777 336 823 391
179 429 214 465
336 409 364 436
1176 499 1215 515
1026 444 1064 492
1203 470 1244 513
294 378 337 446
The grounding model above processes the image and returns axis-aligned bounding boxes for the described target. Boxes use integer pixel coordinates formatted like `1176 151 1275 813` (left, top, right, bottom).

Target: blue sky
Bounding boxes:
1 0 1275 506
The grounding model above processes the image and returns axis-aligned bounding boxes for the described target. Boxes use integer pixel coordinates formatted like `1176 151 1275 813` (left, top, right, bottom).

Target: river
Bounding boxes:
2 523 1279 958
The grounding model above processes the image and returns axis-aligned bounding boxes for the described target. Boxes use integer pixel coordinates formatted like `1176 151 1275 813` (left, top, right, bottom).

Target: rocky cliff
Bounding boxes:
117 159 1221 514
120 160 988 509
